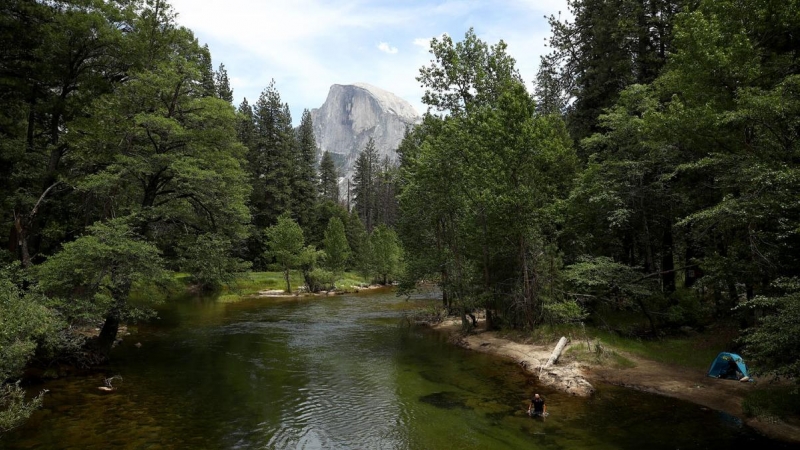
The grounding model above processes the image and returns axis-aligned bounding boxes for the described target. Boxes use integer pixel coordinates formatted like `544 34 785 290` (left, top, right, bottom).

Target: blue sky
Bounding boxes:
169 0 570 124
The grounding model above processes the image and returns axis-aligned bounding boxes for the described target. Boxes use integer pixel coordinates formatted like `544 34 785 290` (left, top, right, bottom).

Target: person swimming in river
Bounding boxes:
528 393 547 417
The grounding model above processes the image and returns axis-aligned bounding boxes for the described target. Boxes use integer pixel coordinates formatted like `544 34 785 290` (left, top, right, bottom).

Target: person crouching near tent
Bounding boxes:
528 393 547 417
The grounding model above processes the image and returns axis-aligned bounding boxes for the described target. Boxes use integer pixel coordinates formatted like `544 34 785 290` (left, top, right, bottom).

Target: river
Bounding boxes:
1 289 791 449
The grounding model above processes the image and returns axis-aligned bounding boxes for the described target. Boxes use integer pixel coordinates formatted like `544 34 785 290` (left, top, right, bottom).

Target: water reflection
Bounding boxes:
1 291 792 450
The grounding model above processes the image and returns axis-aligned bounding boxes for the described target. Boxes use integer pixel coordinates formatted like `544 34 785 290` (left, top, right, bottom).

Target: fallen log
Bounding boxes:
543 336 568 369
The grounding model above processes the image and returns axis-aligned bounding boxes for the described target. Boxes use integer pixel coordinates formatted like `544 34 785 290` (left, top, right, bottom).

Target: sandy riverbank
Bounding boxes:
430 315 800 444
256 284 391 297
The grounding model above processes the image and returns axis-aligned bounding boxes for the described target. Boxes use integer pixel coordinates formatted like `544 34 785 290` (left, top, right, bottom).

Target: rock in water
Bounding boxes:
311 83 420 182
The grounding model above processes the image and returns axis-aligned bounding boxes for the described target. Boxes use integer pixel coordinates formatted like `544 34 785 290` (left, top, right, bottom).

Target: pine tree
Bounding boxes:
236 98 256 152
345 211 369 273
199 44 216 98
215 63 233 103
351 138 378 232
319 151 340 203
323 217 351 274
252 80 293 227
539 0 683 143
292 109 319 230
375 156 399 228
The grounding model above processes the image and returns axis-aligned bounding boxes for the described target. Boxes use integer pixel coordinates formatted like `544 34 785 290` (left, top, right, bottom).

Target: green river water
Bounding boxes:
1 289 793 449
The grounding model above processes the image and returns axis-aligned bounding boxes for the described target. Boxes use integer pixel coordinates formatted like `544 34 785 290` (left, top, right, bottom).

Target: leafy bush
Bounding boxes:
738 278 800 379
305 268 336 292
0 265 57 434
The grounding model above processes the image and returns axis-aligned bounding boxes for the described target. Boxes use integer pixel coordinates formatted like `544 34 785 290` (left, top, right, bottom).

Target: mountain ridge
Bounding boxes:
310 83 420 182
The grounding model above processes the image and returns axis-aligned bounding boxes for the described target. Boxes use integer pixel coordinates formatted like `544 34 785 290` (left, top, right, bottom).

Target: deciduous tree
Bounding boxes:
264 214 305 293
323 217 351 275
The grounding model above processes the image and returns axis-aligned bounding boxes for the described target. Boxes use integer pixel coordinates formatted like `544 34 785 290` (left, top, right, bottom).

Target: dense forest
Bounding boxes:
1 0 799 434
398 0 800 381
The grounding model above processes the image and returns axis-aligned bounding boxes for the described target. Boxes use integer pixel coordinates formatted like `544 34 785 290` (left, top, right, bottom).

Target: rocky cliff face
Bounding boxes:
311 83 420 181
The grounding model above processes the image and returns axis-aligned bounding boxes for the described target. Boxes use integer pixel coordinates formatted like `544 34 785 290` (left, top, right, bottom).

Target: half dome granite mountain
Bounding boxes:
310 83 421 181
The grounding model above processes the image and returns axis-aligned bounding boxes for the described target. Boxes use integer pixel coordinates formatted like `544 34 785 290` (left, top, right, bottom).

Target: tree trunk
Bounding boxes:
636 297 658 335
661 220 676 296
302 269 317 293
95 276 134 357
458 305 477 331
684 225 697 288
12 215 32 268
284 268 291 293
12 182 61 268
543 336 568 369
485 309 495 330
96 312 120 357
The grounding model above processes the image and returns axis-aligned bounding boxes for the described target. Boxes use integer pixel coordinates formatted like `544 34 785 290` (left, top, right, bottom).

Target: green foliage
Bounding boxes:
543 300 587 326
318 151 340 204
323 217 351 274
0 382 46 435
308 200 348 248
554 0 800 354
345 212 370 273
417 27 520 115
214 63 234 103
179 233 251 290
250 80 294 226
292 109 319 230
539 0 680 142
351 138 379 232
37 219 167 326
305 268 337 292
298 245 325 293
369 225 403 285
264 214 306 293
0 0 141 267
401 29 582 327
739 278 800 380
566 256 657 301
0 265 56 433
663 288 713 327
0 266 57 381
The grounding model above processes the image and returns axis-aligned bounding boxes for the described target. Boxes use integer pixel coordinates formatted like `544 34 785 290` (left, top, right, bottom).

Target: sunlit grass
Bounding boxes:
564 342 637 369
488 318 732 372
215 271 376 302
334 273 372 291
230 271 305 293
587 327 735 371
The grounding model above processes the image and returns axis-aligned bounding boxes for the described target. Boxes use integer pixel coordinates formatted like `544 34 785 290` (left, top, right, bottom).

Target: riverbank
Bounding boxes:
430 315 800 444
214 271 376 302
255 283 391 298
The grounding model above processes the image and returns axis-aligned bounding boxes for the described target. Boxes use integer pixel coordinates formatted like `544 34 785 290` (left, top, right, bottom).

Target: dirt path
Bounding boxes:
430 318 800 444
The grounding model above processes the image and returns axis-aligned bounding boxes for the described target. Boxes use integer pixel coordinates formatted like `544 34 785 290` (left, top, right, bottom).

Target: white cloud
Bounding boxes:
412 38 430 49
168 0 569 124
377 42 398 54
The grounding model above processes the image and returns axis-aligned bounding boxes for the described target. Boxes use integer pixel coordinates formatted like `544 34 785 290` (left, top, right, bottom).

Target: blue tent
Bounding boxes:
707 352 750 380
